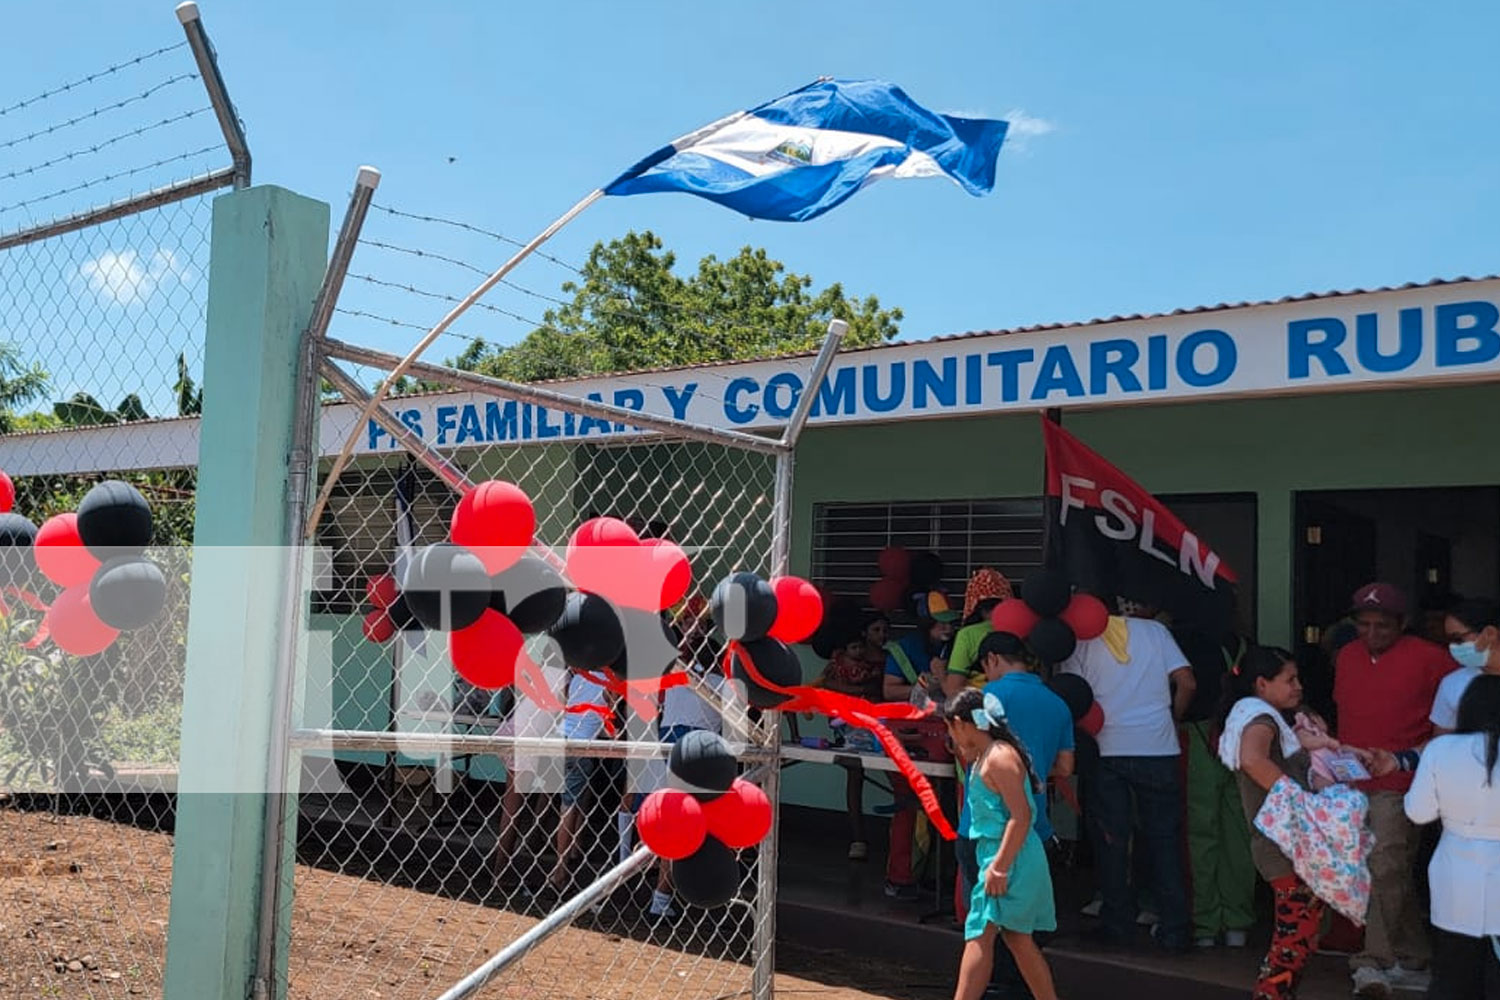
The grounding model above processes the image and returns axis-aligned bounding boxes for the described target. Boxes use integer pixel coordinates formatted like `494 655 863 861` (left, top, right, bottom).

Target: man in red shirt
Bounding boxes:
1334 582 1456 998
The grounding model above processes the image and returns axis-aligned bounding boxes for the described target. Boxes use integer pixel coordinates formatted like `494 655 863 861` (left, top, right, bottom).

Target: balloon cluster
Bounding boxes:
987 569 1109 664
868 545 945 613
708 571 823 707
0 474 167 656
1047 672 1105 739
635 730 772 908
358 479 701 691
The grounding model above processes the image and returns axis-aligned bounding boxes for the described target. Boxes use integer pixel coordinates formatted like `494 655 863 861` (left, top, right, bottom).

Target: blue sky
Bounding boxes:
2 0 1498 413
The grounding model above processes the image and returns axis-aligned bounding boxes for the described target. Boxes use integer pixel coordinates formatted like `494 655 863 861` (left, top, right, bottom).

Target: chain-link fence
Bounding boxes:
267 175 839 998
0 8 244 997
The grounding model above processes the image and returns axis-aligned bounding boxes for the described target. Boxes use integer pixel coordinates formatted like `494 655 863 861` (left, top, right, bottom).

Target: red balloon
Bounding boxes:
877 545 910 583
989 598 1041 638
48 585 118 657
631 538 691 612
0 470 13 513
565 517 641 602
365 573 399 610
702 778 773 849
637 788 707 860
1079 701 1106 738
449 609 524 690
34 513 100 588
869 577 906 612
768 576 823 643
362 610 396 643
451 480 536 574
1060 593 1110 641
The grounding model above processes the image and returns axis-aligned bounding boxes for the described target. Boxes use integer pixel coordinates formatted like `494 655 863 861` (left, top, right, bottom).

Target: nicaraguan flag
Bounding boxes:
604 79 1008 223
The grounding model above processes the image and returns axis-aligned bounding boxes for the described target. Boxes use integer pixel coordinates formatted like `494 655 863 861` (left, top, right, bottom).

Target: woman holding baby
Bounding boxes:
1217 646 1386 1000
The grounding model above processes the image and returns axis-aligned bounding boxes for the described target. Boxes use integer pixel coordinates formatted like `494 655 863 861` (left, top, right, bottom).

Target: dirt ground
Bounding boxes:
0 805 945 1000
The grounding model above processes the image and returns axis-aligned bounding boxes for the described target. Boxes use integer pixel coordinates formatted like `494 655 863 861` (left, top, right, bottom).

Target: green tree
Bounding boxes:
0 342 48 433
53 392 150 426
173 352 202 416
451 230 902 380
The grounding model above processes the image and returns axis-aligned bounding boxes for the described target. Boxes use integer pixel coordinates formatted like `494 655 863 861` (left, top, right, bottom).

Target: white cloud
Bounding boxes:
1003 109 1057 152
79 249 186 305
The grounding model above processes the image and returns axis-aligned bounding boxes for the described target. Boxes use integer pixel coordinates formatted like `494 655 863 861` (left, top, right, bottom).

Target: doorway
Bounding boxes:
1293 486 1500 719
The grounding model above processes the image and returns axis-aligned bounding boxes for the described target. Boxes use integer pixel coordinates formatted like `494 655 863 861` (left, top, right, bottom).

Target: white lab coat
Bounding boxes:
1405 732 1500 936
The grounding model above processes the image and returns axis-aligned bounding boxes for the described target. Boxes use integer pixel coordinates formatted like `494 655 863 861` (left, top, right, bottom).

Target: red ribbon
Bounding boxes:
722 640 957 841
0 586 53 648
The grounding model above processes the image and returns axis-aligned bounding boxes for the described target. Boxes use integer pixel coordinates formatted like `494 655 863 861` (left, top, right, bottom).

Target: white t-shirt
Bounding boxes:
1061 617 1189 758
661 667 727 735
1430 665 1482 731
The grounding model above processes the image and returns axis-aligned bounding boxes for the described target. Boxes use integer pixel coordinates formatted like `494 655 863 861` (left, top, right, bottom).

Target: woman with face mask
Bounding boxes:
1432 599 1500 736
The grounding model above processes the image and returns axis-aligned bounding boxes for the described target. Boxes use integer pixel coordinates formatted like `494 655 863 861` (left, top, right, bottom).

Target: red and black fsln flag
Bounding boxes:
1041 416 1237 632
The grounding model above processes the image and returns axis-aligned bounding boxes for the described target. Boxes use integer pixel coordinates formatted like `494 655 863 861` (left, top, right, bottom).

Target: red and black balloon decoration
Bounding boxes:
988 569 1110 665
0 475 168 656
635 730 771 908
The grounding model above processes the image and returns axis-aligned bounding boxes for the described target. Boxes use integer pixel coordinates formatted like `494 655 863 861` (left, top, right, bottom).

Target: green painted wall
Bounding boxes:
780 381 1500 810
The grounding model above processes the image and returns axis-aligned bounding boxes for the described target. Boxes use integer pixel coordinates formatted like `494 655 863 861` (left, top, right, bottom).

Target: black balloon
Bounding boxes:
401 543 490 631
1047 672 1096 721
387 593 422 632
735 636 802 709
491 555 568 634
611 606 681 678
671 835 739 909
1028 616 1078 664
1021 569 1072 618
548 591 625 669
76 480 153 559
908 550 945 590
0 512 38 587
89 555 167 630
668 729 737 801
710 572 777 642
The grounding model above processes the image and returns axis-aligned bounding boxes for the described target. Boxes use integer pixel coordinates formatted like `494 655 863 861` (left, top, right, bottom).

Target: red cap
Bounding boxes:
1350 582 1408 618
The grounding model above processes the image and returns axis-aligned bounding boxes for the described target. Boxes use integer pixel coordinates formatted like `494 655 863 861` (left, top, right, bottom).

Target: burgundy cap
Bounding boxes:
1350 582 1408 618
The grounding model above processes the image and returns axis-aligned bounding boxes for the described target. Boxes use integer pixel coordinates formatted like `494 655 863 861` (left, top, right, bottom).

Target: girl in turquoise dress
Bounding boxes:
945 687 1060 1000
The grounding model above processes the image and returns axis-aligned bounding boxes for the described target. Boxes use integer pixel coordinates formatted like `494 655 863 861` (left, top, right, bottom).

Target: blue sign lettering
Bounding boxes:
455 404 483 445
963 353 983 405
763 372 802 419
1435 301 1500 367
1031 345 1085 400
612 388 644 432
1288 318 1350 379
1090 339 1142 395
862 363 904 413
1355 309 1421 374
662 382 698 420
811 367 856 416
1146 335 1169 391
987 349 1034 402
912 357 957 410
485 400 517 441
1176 329 1236 388
577 392 612 436
435 405 459 445
725 377 760 423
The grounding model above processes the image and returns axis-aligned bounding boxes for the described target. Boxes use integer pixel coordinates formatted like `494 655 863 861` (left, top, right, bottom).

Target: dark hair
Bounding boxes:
1216 644 1295 728
963 597 1003 628
944 687 1041 794
976 630 1039 670
1448 598 1500 636
1456 674 1500 785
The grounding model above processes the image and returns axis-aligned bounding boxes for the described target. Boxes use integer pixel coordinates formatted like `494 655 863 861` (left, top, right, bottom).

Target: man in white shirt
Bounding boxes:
1062 598 1196 951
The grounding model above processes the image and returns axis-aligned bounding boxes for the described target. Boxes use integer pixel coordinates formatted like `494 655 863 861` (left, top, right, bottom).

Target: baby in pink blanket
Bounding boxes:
1293 712 1370 789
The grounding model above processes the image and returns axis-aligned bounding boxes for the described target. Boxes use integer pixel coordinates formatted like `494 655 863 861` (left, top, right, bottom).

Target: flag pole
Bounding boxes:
1039 408 1062 568
305 187 605 538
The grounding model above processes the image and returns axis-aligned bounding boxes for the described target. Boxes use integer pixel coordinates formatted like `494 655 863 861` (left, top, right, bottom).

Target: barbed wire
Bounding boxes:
0 73 198 152
0 143 224 215
356 239 572 307
0 41 188 119
348 272 550 328
333 307 490 348
368 203 584 275
0 107 214 183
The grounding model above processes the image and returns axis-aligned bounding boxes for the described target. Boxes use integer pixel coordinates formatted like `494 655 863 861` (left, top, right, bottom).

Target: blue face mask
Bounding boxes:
1449 640 1489 670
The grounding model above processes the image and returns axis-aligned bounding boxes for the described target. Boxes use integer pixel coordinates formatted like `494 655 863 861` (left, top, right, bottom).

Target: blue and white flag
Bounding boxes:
604 79 1008 223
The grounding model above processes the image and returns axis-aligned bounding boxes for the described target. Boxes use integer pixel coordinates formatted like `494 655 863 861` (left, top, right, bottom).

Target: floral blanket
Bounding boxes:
1254 776 1372 925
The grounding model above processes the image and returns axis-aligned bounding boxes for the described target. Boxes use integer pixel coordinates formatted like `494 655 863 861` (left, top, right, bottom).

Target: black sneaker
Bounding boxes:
883 880 920 901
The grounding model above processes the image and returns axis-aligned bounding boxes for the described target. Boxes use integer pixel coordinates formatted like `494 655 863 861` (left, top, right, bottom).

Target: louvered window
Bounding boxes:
810 498 1046 615
311 462 462 614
